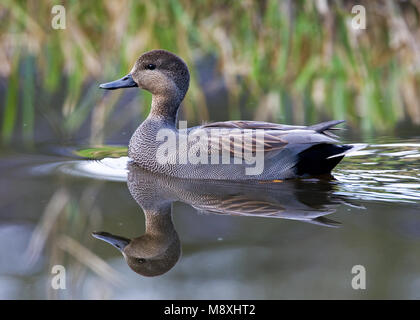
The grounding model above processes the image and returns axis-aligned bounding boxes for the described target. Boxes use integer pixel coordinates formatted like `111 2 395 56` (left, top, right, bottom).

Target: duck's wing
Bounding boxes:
202 120 306 130
194 194 286 217
198 120 345 158
191 194 340 227
202 119 343 137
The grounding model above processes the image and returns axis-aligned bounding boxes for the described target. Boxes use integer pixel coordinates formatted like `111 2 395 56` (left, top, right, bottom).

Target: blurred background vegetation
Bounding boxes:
1 1 420 299
1 0 420 147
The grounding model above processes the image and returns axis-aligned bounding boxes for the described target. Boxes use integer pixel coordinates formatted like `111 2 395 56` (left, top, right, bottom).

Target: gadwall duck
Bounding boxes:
100 49 360 180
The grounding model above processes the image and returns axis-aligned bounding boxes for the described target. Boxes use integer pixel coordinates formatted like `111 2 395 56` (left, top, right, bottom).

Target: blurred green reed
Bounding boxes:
1 0 420 145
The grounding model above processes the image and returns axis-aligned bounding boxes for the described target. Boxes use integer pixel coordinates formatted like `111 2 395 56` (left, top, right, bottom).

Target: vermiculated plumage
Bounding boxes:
100 49 360 180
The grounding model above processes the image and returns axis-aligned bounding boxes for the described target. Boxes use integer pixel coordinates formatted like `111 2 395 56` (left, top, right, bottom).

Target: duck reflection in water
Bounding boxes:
93 163 352 277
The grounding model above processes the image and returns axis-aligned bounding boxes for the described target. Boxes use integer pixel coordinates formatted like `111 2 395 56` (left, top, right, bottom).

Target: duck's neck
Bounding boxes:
148 93 182 125
144 205 176 237
128 91 183 163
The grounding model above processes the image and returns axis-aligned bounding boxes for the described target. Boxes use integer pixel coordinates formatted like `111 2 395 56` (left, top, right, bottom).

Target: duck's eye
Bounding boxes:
146 64 156 70
137 258 146 264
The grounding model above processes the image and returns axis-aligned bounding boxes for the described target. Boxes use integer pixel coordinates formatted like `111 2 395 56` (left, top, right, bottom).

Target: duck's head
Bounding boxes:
100 49 190 109
92 230 181 277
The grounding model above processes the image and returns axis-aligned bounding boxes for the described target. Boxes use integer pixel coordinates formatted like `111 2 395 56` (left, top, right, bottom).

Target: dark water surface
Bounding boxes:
0 136 419 299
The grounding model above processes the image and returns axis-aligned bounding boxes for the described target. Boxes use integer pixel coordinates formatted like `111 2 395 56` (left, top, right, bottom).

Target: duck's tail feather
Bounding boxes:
306 120 345 139
291 120 366 176
307 120 346 133
307 216 342 228
327 143 367 159
295 143 354 176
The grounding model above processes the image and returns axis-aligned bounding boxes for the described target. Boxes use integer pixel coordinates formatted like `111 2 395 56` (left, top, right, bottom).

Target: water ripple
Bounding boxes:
334 140 420 204
32 140 420 205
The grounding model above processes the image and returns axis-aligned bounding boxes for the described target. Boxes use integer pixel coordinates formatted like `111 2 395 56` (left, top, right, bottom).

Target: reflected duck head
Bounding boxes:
92 227 181 277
